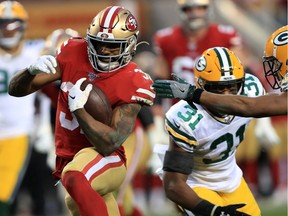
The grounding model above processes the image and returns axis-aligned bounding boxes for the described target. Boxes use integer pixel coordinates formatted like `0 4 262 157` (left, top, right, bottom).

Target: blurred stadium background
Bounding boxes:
11 0 287 215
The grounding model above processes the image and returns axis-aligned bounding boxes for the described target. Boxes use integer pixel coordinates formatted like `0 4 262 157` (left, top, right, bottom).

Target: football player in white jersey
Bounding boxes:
154 47 261 216
0 1 45 215
153 26 287 117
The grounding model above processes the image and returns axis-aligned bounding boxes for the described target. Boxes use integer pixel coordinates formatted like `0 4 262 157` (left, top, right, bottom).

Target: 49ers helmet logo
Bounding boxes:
126 14 138 31
273 30 288 46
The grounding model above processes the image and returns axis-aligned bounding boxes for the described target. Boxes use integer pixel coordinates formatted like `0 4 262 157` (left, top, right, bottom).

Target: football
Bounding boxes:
81 80 112 125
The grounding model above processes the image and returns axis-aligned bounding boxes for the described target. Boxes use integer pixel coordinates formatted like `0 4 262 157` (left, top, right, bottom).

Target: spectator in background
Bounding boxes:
0 1 49 215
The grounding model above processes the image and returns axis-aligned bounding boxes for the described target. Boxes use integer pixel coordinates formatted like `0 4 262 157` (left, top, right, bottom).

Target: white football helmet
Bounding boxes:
177 0 210 31
87 6 139 72
0 1 28 49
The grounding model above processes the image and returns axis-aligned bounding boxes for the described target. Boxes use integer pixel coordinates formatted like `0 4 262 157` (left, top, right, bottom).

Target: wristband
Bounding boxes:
191 88 204 104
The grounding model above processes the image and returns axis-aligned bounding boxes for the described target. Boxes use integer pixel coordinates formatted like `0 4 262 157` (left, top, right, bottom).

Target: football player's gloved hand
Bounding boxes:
193 200 250 216
152 74 196 100
213 204 250 216
68 78 92 112
28 55 57 75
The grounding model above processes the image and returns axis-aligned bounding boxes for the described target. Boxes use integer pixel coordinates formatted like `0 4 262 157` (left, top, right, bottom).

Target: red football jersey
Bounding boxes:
53 38 155 179
153 23 242 85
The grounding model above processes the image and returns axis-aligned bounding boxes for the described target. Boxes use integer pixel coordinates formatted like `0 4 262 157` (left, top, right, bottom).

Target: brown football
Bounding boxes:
81 80 112 125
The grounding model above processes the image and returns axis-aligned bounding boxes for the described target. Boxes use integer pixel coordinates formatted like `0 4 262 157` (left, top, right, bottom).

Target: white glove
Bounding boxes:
255 117 280 147
28 55 57 75
68 78 92 112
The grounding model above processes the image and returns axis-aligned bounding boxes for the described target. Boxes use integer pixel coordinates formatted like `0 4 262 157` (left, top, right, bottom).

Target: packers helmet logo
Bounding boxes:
195 56 206 72
274 30 288 46
126 14 138 31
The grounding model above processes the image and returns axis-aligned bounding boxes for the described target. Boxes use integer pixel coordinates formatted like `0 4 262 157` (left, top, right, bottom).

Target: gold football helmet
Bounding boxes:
194 46 245 95
263 25 288 91
0 1 28 49
194 47 245 118
177 0 210 31
87 6 139 72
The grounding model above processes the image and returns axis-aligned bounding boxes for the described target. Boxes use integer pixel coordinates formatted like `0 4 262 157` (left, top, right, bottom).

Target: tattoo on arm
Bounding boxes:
110 103 142 147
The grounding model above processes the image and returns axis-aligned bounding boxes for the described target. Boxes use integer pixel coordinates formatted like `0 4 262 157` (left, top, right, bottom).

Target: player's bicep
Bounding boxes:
111 103 142 144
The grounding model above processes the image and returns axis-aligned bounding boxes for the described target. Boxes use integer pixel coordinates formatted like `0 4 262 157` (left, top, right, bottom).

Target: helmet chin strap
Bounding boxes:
97 60 120 72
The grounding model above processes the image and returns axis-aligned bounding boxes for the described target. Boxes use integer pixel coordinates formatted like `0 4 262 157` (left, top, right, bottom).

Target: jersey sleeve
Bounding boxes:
165 103 198 153
243 73 266 97
130 68 155 106
56 37 84 68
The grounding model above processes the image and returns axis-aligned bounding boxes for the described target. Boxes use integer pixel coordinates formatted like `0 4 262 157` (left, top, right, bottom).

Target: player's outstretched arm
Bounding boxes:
9 55 60 97
153 74 287 118
199 91 287 117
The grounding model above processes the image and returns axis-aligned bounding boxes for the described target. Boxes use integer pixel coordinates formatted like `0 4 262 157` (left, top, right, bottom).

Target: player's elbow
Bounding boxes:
94 140 121 156
163 178 181 201
8 82 19 97
8 80 30 97
95 144 115 156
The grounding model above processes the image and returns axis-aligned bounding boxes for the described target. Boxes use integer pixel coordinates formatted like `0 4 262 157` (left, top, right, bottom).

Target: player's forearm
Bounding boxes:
163 173 203 211
199 91 255 117
74 109 124 156
200 92 287 117
8 69 36 97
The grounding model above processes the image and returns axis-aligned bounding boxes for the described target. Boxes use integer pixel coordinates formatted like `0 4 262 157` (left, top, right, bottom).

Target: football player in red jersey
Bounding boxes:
153 0 243 84
9 6 155 216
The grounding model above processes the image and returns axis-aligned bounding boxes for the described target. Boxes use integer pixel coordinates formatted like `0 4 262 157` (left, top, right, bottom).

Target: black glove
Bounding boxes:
193 200 250 216
152 74 196 100
214 204 250 216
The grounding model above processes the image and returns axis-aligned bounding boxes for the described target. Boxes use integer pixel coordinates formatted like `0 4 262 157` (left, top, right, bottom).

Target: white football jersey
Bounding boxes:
158 73 265 193
0 40 45 138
